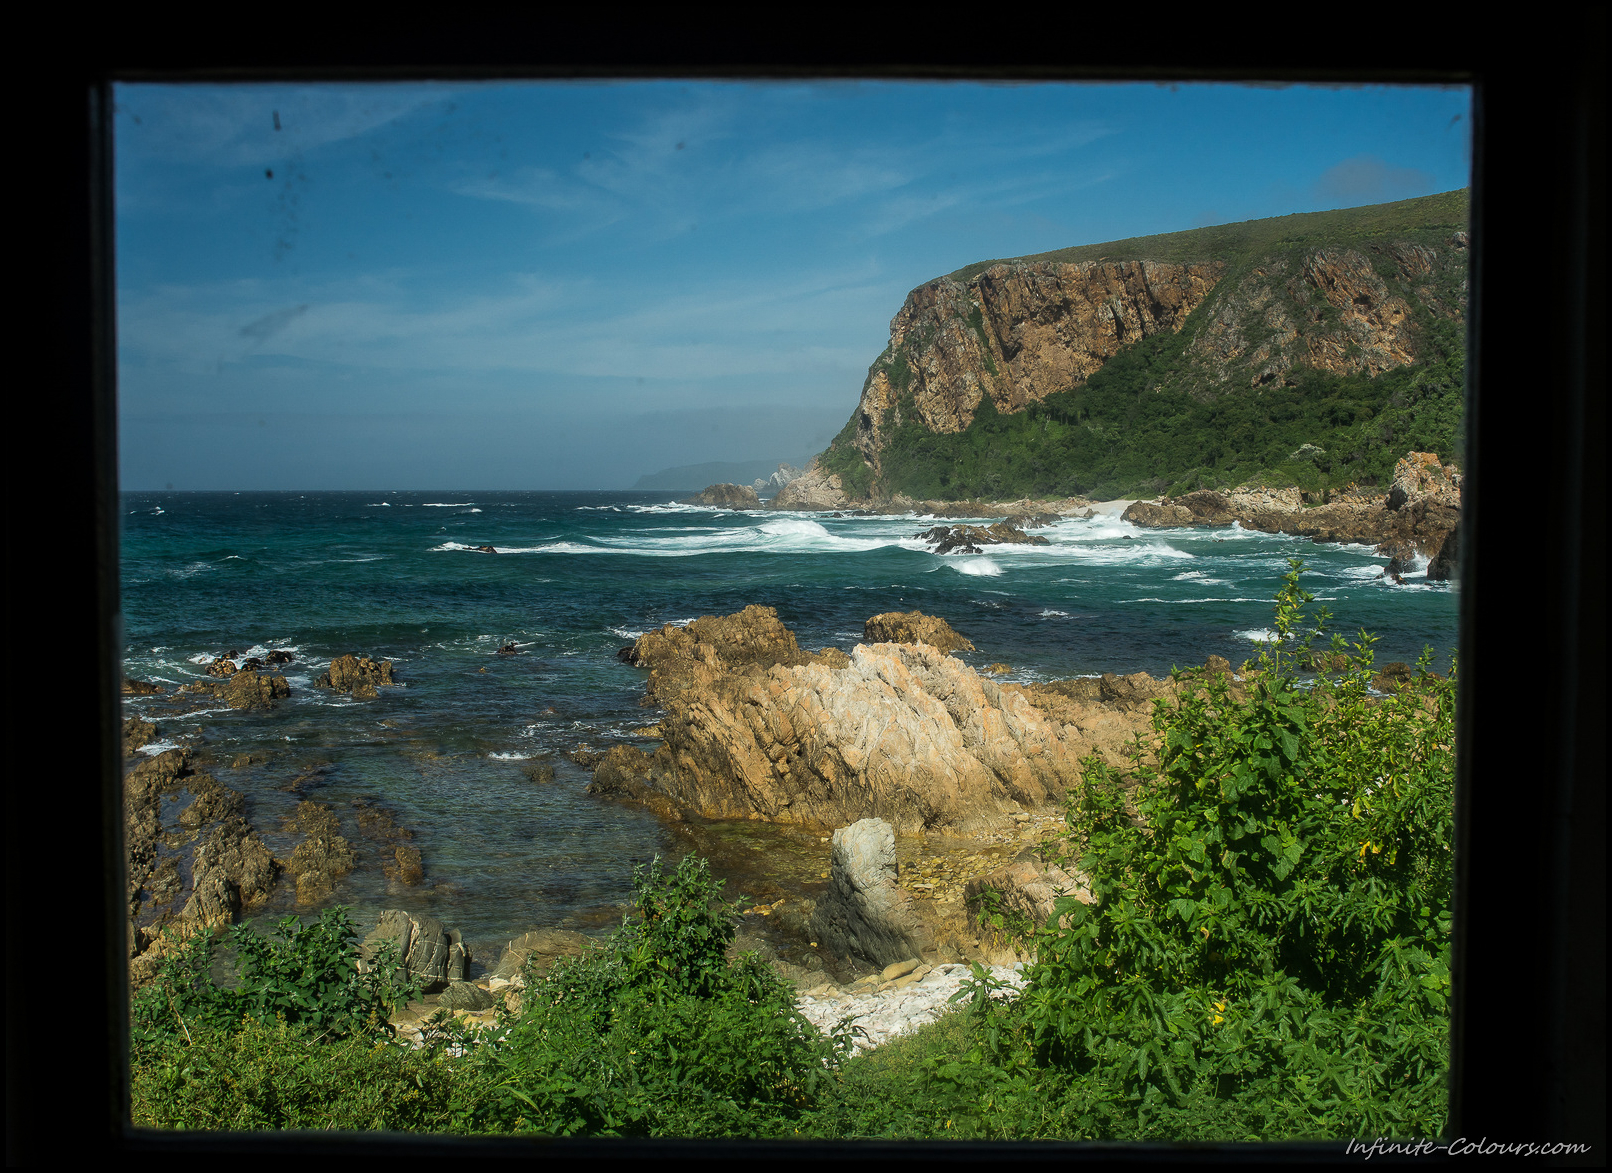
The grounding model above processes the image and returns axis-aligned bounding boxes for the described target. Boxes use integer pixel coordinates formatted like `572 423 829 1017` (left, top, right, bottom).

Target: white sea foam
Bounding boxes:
187 653 216 664
953 558 1003 577
369 502 391 507
422 502 476 507
1039 609 1071 618
460 517 904 558
1236 628 1280 643
1173 570 1228 584
137 740 184 756
488 752 533 761
608 627 646 640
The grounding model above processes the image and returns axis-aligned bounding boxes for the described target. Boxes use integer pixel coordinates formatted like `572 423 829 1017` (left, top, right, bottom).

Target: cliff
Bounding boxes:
802 190 1469 505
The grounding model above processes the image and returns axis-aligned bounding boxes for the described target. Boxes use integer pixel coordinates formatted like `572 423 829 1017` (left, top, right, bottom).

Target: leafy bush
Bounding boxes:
130 907 416 1059
1005 560 1455 1138
131 1016 472 1132
477 854 849 1137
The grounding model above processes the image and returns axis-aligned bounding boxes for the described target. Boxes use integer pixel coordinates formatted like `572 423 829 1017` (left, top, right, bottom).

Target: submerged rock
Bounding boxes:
284 801 358 905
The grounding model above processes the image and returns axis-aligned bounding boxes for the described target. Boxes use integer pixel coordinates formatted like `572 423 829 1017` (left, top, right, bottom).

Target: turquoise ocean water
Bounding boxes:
119 491 1459 962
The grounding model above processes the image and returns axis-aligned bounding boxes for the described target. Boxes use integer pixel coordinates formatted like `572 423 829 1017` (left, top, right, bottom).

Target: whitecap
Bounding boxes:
953 559 1003 577
368 502 391 507
1236 628 1280 643
608 627 646 640
1039 609 1070 618
488 751 534 761
422 502 476 507
137 740 185 755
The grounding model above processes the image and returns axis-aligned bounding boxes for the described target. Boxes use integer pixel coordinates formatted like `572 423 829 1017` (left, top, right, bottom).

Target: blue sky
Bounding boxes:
114 80 1471 490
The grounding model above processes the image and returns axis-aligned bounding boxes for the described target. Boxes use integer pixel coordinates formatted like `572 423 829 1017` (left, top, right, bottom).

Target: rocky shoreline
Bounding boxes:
758 449 1461 583
121 489 1448 1053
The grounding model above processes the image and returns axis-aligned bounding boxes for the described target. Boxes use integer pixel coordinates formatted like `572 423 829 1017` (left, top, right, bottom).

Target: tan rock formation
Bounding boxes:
767 457 850 511
317 654 394 699
863 610 976 654
592 606 1171 834
284 801 358 905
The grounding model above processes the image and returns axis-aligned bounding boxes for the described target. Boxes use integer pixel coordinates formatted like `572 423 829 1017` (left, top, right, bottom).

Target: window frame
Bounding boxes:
12 21 1604 1162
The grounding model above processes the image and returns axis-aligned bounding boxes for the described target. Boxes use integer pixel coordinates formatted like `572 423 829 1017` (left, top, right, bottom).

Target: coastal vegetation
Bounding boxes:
131 564 1454 1141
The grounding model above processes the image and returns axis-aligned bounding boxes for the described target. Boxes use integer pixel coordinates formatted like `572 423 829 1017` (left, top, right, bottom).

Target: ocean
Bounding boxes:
119 490 1459 962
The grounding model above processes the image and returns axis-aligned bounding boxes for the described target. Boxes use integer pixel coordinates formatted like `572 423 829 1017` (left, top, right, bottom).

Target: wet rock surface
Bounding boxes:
682 482 762 510
284 801 359 905
913 522 1052 555
1122 451 1462 580
316 653 396 698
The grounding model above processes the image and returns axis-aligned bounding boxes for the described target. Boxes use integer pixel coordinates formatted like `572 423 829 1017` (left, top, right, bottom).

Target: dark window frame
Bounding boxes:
13 21 1603 1162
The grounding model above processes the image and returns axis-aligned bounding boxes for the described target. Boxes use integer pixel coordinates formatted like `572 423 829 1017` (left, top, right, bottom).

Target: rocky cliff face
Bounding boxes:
803 194 1469 505
1186 240 1466 390
848 260 1222 475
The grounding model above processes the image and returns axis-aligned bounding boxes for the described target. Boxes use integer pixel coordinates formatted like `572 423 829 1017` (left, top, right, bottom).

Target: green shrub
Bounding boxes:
1007 560 1455 1138
130 907 416 1060
131 1017 475 1132
478 855 850 1137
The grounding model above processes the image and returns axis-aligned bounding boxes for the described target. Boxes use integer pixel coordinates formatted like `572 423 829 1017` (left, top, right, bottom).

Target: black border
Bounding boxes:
14 19 1604 1164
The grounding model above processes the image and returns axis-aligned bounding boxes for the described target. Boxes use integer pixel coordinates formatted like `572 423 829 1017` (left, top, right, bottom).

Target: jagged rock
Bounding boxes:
566 745 603 767
123 717 158 758
1002 512 1059 529
849 260 1222 468
863 610 976 654
265 649 295 665
181 815 280 928
206 657 238 678
620 604 826 701
440 981 496 1011
1122 500 1196 527
593 607 1170 834
1098 671 1172 711
361 910 466 992
491 928 593 980
285 801 358 905
767 458 851 511
123 678 164 695
176 774 246 828
809 819 937 971
682 483 761 510
316 654 394 699
350 798 423 886
1391 451 1462 509
912 523 1051 555
1371 662 1415 694
220 670 290 710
